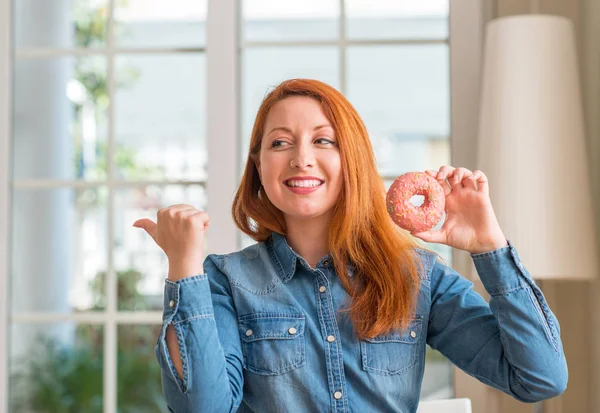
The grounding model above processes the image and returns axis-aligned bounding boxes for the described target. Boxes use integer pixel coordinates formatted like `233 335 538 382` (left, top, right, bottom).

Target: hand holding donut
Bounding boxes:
387 166 507 254
133 205 210 281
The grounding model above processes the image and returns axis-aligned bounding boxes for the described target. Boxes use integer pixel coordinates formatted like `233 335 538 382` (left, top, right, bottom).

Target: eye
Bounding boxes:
270 139 290 148
315 137 336 146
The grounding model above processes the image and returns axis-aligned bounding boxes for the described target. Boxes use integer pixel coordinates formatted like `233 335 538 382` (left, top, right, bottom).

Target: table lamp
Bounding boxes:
477 15 598 280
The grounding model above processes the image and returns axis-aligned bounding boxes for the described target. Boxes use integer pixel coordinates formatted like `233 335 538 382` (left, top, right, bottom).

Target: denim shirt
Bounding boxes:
155 232 567 413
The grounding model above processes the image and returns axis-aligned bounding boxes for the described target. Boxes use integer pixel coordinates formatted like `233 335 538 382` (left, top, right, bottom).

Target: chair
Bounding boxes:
416 398 472 413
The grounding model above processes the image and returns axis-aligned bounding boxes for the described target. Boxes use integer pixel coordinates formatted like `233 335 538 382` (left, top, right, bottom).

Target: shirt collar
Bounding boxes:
268 232 335 283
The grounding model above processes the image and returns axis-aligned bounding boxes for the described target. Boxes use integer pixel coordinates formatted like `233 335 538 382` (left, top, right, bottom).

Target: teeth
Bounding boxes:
286 179 323 188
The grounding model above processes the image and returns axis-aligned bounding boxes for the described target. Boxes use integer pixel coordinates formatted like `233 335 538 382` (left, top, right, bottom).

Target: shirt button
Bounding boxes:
319 286 327 293
334 391 342 400
327 335 336 343
410 331 417 338
169 300 175 308
323 259 330 267
245 329 253 337
288 327 297 335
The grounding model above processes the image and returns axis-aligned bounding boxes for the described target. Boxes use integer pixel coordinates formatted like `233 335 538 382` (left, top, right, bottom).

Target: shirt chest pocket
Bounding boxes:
360 317 424 376
238 313 306 376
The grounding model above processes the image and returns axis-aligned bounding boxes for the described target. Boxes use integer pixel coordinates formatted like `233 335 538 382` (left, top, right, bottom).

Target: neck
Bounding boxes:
284 215 331 268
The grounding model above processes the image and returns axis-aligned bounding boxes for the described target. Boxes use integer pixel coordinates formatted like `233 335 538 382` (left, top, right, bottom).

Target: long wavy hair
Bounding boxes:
232 78 423 339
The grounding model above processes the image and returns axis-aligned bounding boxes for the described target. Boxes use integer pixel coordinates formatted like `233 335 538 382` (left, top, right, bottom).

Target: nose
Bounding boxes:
290 142 316 169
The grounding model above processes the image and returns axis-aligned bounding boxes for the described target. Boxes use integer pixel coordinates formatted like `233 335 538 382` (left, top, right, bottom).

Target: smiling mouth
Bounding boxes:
284 179 325 188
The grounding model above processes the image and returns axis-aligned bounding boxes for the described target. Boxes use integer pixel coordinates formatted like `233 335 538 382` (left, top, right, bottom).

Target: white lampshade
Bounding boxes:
477 15 598 280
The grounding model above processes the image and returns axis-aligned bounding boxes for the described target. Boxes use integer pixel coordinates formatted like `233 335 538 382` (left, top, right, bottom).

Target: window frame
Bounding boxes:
0 0 488 411
0 0 11 410
0 1 213 412
239 1 451 184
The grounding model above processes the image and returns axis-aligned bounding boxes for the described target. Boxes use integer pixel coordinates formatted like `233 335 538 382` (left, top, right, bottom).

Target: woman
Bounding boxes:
134 79 567 413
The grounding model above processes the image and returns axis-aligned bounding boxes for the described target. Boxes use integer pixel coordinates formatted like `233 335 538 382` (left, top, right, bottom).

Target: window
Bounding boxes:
241 0 452 400
0 0 479 410
7 0 207 411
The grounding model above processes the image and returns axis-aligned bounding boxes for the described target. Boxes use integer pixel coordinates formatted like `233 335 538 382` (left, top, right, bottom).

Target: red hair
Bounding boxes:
232 79 423 339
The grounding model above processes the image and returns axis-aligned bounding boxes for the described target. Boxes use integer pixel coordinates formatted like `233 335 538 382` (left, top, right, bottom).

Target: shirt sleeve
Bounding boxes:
426 241 568 403
154 254 244 413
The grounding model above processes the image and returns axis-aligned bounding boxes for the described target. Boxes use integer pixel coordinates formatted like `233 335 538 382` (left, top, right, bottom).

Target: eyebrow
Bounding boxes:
266 124 333 136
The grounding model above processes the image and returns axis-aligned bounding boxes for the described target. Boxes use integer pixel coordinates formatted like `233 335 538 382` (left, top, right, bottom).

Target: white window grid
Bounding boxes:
0 0 11 410
0 0 485 412
240 0 449 184
5 0 210 412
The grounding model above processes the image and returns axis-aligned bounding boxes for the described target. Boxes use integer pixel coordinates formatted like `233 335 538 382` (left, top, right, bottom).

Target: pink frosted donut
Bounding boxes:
386 172 445 233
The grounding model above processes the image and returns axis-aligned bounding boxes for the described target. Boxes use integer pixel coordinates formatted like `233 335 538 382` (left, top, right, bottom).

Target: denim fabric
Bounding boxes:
155 232 567 413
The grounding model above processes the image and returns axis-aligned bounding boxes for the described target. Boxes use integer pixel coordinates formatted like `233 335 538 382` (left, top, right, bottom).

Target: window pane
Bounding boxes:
9 323 104 412
118 325 166 412
115 185 206 311
347 45 449 177
345 0 448 40
11 188 108 312
15 0 109 49
115 0 207 48
115 54 206 181
13 56 108 181
241 47 339 168
243 0 339 42
422 347 453 400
